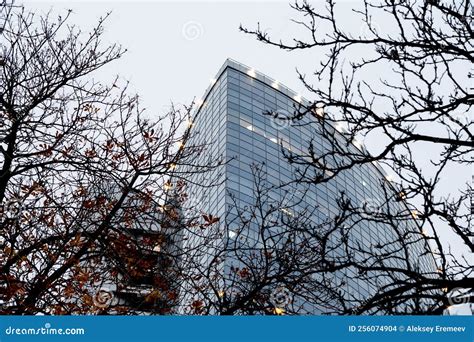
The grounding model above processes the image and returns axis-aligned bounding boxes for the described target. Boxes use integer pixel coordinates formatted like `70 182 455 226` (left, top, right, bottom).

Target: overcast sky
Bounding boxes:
18 0 471 314
23 0 317 115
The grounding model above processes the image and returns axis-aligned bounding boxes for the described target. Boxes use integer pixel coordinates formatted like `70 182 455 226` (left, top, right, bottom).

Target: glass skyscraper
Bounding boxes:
180 59 434 314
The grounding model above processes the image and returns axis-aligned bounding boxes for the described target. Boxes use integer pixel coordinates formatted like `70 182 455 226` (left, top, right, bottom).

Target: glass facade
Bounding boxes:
182 59 434 314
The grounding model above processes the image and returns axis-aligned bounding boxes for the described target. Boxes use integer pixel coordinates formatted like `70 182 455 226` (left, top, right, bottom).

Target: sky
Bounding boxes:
14 0 472 314
21 0 315 115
